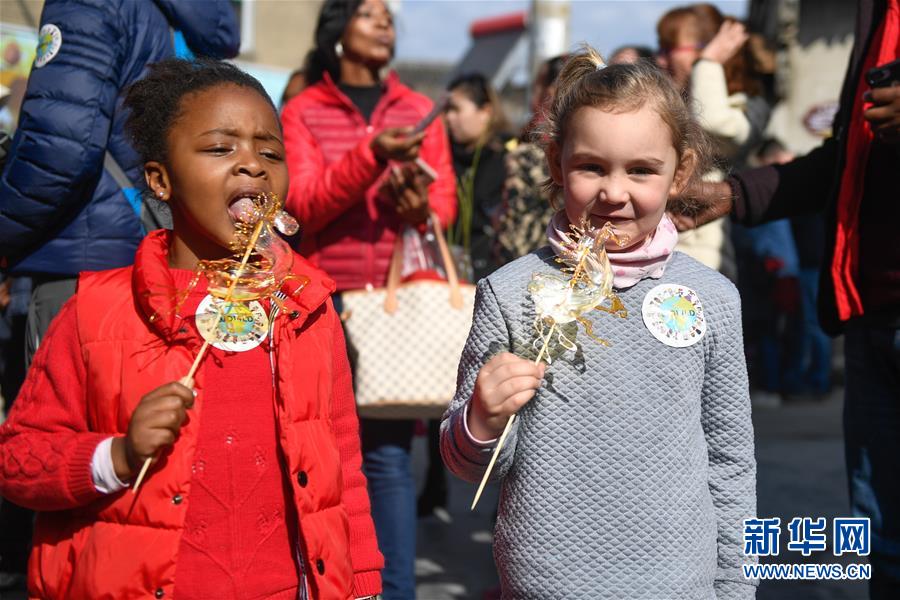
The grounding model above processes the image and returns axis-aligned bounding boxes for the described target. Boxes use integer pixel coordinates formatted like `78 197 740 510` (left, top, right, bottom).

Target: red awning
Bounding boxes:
470 12 527 38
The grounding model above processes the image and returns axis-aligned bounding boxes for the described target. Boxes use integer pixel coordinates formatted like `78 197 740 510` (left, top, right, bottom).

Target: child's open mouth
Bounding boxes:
227 188 269 223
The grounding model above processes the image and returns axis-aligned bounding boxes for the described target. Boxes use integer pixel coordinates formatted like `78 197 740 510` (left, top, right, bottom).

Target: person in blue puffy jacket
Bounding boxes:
0 0 240 365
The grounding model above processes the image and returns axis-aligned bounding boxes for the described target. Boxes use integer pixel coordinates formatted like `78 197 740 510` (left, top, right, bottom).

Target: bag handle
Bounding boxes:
383 213 464 314
430 213 464 309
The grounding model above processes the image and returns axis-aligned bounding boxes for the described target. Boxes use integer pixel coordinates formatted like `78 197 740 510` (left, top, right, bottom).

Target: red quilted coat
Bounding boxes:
0 230 383 599
281 71 457 291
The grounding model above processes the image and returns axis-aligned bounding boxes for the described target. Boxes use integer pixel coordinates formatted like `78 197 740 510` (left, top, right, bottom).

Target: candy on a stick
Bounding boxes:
470 219 627 509
132 193 302 494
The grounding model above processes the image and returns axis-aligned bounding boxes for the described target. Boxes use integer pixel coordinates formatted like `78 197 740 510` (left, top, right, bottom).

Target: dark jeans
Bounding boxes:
783 268 832 394
360 418 416 600
844 322 900 598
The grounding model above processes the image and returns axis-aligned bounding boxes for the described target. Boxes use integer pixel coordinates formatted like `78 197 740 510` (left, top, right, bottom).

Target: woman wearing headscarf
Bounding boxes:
281 1 456 597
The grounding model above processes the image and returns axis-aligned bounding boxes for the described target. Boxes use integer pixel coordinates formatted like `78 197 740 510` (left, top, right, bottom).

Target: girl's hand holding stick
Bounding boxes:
111 382 195 482
468 334 551 510
469 220 625 509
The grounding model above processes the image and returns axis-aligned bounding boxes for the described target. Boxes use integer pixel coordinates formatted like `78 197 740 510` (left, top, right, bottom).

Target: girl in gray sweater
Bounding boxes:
441 47 757 600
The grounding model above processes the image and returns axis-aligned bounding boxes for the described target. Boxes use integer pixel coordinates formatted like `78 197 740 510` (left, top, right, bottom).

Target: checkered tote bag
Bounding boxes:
340 216 475 419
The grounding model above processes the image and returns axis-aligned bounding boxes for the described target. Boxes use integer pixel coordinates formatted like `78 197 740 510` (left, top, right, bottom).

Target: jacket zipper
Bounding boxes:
267 293 310 600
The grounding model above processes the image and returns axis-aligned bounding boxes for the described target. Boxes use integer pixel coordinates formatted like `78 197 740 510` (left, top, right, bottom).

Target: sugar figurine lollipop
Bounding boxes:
131 192 301 493
470 219 628 509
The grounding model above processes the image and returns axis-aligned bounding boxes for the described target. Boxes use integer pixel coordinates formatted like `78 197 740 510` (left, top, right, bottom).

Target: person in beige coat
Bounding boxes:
657 4 772 280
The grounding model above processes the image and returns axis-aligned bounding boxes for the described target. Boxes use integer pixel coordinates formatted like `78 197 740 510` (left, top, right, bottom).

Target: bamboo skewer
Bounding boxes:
470 323 555 510
470 224 605 510
131 217 267 494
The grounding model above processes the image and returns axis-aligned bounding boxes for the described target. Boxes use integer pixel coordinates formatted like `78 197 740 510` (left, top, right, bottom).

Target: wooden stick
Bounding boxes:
132 217 266 494
470 324 555 510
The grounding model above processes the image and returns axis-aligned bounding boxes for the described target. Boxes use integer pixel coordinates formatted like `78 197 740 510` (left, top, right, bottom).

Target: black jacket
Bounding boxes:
730 0 898 334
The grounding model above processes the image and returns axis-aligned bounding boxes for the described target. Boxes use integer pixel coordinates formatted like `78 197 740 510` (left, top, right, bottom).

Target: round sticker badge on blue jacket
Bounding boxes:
35 24 63 68
642 283 707 348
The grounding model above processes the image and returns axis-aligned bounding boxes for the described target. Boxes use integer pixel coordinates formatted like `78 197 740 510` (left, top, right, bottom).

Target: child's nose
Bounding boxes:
597 175 628 204
234 152 266 178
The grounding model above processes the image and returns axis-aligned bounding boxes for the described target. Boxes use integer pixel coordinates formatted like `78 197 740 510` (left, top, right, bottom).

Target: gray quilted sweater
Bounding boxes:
441 248 757 599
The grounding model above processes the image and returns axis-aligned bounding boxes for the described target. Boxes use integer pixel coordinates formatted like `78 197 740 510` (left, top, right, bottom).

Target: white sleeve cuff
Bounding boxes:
462 402 499 446
91 437 130 494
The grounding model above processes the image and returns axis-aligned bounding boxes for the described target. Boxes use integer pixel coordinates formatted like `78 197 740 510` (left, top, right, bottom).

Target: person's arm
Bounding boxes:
281 101 387 235
669 137 840 232
441 279 521 484
701 284 758 599
0 299 108 510
730 137 839 225
691 59 752 152
155 0 240 58
419 117 457 228
328 305 383 597
0 0 125 262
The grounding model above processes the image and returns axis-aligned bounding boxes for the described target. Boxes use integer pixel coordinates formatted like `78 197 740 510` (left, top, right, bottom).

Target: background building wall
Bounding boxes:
1 0 44 28
236 0 322 70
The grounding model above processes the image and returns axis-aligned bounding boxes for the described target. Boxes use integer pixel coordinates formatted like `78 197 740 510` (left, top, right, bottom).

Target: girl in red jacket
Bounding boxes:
281 1 456 597
0 58 382 600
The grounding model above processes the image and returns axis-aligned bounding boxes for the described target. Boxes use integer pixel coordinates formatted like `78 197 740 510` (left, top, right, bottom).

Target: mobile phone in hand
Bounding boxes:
411 94 449 134
867 59 900 88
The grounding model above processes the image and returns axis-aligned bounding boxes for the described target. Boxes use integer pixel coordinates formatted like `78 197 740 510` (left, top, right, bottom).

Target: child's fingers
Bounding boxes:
501 388 539 414
145 429 177 457
489 360 545 383
483 352 532 374
144 404 188 433
142 381 195 407
493 374 543 401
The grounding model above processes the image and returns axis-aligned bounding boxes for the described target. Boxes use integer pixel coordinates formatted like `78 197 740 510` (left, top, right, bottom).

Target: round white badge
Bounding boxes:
195 295 269 352
34 24 63 68
641 283 707 348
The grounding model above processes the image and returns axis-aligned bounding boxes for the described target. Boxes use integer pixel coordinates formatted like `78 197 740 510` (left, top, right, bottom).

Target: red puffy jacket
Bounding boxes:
282 71 457 291
0 230 383 599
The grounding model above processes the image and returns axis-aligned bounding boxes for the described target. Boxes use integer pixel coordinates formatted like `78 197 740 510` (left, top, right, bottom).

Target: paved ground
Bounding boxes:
0 389 869 600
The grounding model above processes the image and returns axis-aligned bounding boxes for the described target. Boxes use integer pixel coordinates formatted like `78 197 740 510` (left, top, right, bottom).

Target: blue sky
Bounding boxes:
394 0 749 63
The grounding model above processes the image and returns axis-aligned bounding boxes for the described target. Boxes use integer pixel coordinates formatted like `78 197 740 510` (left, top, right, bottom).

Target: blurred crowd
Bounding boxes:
1 0 898 598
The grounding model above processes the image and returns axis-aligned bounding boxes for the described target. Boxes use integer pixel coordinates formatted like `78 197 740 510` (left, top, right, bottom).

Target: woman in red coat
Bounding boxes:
281 1 456 597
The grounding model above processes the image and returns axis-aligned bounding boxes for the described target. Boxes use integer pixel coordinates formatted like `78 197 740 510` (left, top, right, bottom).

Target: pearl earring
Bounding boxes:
335 41 344 58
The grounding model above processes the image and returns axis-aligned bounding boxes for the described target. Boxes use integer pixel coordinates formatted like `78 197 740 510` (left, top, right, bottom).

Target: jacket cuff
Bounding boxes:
727 175 748 223
352 569 382 597
68 433 111 505
448 402 518 471
462 402 498 445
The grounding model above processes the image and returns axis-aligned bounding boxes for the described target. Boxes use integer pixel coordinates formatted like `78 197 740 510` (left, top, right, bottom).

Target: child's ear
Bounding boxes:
145 162 171 203
546 141 564 186
669 149 697 197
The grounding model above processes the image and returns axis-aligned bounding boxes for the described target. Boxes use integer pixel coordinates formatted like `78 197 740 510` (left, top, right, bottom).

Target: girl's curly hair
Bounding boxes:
123 58 277 164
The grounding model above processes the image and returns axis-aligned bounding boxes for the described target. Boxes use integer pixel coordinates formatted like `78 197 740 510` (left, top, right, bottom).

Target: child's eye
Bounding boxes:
579 164 605 174
205 146 231 155
261 150 284 161
629 167 656 176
